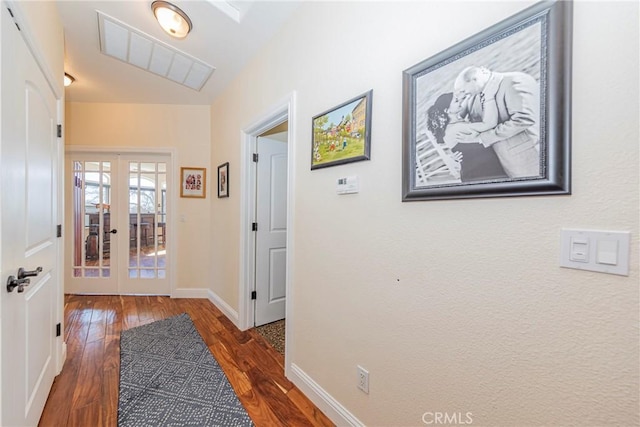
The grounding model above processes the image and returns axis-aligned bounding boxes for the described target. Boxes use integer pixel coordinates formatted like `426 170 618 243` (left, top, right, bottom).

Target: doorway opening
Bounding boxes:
239 92 296 372
253 123 288 354
253 128 288 327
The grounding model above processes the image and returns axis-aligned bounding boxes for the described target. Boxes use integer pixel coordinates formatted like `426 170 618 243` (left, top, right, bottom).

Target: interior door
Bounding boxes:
65 155 119 294
119 155 169 295
1 5 58 425
254 137 288 326
65 153 170 295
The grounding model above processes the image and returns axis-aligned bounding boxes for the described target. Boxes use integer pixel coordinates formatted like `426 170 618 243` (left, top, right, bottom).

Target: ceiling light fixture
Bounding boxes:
151 1 192 39
64 73 75 87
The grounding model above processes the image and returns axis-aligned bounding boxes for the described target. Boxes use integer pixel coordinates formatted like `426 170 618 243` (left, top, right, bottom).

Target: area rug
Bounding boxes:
118 313 253 427
255 320 285 355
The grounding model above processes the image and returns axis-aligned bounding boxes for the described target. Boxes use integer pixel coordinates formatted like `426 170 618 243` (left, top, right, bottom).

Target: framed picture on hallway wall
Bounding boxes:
217 162 229 198
311 90 373 170
402 0 572 201
180 167 206 198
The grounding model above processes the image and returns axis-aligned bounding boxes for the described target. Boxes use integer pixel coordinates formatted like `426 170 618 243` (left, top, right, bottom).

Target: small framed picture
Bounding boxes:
311 90 373 170
217 162 229 198
180 167 206 198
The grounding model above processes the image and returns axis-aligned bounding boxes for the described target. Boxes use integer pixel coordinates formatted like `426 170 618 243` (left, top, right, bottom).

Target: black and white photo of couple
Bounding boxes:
412 21 543 188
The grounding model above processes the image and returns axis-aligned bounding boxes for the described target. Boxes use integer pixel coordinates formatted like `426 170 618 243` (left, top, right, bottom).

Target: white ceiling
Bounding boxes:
56 1 300 105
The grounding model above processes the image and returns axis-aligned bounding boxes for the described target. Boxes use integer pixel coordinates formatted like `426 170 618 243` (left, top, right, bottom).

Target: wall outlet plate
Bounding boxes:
357 365 369 394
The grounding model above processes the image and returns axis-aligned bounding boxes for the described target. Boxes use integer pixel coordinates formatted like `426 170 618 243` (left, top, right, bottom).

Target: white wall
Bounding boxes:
65 103 212 292
210 1 639 425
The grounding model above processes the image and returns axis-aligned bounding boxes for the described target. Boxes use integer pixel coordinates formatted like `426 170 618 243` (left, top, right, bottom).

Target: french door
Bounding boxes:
65 152 171 294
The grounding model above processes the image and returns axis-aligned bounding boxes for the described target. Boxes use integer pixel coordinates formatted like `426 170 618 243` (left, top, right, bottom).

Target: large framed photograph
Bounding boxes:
180 167 206 198
312 90 373 170
402 0 572 201
217 162 229 198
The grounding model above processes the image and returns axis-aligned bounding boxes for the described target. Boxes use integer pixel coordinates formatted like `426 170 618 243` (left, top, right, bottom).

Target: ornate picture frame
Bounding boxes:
402 0 572 201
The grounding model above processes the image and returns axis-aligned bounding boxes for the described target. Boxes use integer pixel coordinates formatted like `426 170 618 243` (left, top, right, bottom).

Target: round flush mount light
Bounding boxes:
64 73 75 87
151 1 192 39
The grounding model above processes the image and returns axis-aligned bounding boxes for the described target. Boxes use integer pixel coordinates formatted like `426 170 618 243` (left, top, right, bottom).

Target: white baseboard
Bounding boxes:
171 288 240 329
57 342 67 375
207 289 240 328
171 288 210 299
289 363 364 427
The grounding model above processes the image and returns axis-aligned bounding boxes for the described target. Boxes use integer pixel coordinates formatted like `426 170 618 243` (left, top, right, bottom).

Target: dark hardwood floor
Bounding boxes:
38 295 334 427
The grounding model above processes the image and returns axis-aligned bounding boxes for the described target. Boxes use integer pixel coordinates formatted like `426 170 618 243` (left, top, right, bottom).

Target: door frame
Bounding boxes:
239 92 296 374
64 146 177 296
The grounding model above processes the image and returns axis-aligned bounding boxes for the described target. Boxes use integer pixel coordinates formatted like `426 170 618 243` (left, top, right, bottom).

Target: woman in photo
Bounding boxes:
426 77 507 182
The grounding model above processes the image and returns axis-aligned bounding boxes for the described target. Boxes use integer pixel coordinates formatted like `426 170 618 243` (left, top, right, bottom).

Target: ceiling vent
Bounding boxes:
204 0 246 23
97 11 214 91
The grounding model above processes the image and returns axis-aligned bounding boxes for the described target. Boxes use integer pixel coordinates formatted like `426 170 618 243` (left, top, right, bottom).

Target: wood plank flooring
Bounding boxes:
39 295 334 427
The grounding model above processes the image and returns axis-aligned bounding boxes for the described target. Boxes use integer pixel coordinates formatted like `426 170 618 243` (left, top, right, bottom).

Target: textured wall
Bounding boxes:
65 103 212 292
210 1 639 425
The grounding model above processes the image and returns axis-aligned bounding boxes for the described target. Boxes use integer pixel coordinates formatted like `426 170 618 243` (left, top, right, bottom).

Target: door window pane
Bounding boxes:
72 161 112 278
127 161 167 279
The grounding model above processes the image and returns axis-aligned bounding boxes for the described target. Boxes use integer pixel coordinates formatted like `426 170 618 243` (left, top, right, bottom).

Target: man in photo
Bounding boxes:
453 66 541 178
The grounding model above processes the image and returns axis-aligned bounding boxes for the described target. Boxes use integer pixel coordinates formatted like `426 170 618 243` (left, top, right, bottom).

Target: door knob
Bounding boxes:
109 229 118 234
6 276 30 293
17 266 42 280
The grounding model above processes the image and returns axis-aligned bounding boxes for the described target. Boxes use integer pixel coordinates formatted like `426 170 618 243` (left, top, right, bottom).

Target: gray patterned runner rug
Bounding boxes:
118 313 253 426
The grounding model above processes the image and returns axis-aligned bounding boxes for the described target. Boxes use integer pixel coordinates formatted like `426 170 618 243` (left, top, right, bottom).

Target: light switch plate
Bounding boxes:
560 229 631 276
337 176 359 195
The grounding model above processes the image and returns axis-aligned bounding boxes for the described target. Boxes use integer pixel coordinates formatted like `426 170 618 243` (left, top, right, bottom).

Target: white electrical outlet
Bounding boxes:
357 365 369 394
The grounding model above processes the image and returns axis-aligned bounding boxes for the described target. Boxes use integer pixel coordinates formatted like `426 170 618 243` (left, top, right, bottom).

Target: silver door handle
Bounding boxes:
6 276 30 293
17 266 42 280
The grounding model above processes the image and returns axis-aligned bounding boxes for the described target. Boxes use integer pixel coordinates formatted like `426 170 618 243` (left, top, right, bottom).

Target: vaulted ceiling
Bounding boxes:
57 1 299 105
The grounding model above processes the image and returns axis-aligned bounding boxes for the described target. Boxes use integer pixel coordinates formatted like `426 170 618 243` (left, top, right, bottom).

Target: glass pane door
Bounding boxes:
65 153 170 295
66 156 119 294
120 156 169 294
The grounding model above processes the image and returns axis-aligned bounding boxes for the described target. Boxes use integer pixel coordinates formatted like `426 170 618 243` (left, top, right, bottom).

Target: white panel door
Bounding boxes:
1 5 58 425
255 137 288 326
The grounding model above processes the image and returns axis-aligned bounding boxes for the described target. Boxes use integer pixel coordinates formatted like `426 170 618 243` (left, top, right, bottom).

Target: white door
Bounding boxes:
254 137 288 326
119 155 170 295
1 5 58 425
65 155 120 294
65 153 170 295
